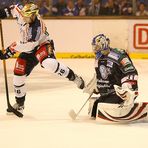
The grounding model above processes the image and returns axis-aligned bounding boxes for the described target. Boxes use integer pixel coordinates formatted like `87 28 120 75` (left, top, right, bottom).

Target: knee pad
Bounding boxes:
13 75 26 98
42 58 69 77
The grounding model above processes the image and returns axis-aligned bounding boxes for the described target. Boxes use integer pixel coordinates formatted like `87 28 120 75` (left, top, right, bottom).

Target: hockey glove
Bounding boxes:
0 48 14 59
0 50 5 59
83 73 99 95
0 42 16 60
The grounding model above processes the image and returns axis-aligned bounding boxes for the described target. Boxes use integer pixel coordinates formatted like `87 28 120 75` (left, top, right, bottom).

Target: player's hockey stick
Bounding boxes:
0 20 23 117
69 92 93 120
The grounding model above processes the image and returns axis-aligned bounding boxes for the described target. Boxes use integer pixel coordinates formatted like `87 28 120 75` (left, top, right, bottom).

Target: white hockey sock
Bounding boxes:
42 58 69 77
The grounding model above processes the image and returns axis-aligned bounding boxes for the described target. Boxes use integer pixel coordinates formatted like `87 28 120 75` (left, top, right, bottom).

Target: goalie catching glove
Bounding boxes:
83 73 99 95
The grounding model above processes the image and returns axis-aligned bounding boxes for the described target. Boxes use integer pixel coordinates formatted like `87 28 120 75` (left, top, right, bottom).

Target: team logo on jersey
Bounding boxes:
99 65 110 79
108 52 120 60
107 60 113 68
121 58 131 66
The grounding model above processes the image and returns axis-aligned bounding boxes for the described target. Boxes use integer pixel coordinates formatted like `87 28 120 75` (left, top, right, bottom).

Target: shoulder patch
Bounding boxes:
108 51 120 60
124 65 135 72
120 57 131 66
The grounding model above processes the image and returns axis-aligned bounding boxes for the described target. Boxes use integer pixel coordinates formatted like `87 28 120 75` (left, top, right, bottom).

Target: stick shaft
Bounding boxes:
0 20 23 117
75 93 93 117
0 20 11 107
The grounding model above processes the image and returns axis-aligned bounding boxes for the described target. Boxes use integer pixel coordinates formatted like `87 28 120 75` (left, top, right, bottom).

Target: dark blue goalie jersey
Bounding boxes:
95 48 138 96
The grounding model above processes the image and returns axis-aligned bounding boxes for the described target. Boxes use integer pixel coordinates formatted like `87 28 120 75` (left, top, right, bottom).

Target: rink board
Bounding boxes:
12 52 148 59
1 19 148 59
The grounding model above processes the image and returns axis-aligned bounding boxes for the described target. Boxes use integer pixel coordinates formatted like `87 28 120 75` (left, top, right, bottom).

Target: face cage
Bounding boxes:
92 44 102 53
22 12 37 23
92 44 110 59
21 8 39 17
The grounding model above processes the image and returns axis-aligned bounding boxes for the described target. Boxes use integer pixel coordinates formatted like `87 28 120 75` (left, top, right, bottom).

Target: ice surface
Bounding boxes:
0 59 148 148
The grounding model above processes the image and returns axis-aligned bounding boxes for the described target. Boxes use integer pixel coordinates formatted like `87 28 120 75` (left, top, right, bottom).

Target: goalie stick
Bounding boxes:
0 20 23 118
69 92 93 120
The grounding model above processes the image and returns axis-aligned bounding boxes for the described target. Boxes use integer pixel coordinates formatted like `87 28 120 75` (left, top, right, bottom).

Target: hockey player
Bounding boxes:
84 34 148 123
0 2 84 114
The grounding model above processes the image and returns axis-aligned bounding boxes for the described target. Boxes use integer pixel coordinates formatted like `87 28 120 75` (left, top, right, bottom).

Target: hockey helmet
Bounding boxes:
21 2 39 17
92 34 110 58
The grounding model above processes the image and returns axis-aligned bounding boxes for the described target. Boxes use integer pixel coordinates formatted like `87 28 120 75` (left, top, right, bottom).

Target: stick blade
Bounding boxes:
68 109 77 120
7 106 23 118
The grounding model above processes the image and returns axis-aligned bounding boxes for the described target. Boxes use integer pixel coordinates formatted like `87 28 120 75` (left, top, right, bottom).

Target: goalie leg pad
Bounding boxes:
42 58 70 77
96 102 148 123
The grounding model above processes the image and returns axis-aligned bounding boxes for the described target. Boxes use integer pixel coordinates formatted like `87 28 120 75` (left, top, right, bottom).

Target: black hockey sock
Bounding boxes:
66 68 76 81
15 96 26 106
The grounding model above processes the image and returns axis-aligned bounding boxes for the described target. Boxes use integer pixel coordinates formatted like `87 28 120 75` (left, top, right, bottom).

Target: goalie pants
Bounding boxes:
13 44 76 105
91 93 124 117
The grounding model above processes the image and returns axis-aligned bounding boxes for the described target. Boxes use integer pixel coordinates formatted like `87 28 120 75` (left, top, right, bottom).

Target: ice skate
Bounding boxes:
74 74 85 89
7 103 24 114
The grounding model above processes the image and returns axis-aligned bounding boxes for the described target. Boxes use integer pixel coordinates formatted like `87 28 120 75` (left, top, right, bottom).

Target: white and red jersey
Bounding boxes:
10 4 50 53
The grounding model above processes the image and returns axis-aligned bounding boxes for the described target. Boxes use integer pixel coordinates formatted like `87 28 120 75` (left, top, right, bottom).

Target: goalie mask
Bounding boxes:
92 34 110 59
21 3 39 23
